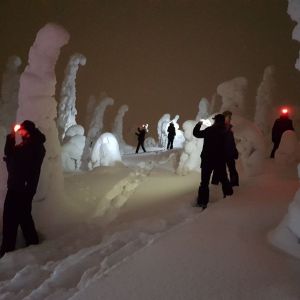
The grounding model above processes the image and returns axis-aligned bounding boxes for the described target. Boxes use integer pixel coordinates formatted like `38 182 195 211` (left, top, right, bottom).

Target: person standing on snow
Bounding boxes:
135 124 147 154
193 114 233 210
270 109 294 158
0 120 46 257
211 111 239 187
167 122 176 150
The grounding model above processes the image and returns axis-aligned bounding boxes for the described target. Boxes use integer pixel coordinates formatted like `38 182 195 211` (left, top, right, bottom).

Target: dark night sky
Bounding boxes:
0 0 300 142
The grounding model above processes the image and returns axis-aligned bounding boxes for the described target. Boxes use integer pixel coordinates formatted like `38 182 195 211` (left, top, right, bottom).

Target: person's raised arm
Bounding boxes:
193 121 205 138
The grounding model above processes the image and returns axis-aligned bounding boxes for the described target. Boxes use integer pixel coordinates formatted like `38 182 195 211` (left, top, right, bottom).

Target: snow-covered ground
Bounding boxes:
0 149 300 300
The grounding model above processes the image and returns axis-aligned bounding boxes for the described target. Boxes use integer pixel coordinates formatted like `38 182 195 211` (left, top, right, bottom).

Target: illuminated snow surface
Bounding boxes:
0 150 300 299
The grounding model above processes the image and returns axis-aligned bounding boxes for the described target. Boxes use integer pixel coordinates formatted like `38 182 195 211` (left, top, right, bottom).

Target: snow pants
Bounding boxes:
136 140 146 153
212 159 239 187
0 188 39 256
167 137 174 149
198 162 233 208
270 140 280 158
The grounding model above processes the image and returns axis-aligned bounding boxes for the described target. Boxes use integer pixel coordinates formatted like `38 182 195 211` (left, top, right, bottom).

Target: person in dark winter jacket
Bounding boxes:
212 111 239 186
270 110 294 158
167 122 176 150
0 120 46 257
193 114 233 209
135 124 147 154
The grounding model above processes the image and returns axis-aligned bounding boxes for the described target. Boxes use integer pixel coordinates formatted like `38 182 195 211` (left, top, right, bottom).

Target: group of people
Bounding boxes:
193 108 295 209
0 109 295 257
193 111 239 209
135 122 176 153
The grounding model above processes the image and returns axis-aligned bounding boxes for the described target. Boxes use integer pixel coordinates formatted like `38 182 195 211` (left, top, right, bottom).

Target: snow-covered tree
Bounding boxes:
275 130 298 165
195 97 210 121
254 65 276 138
61 125 86 172
81 95 114 168
112 104 133 152
0 55 22 130
57 53 86 141
217 77 248 115
16 23 70 205
86 95 114 147
89 132 122 169
85 95 96 129
176 120 203 175
169 114 185 148
288 0 300 70
270 162 300 259
233 115 266 176
157 113 170 148
210 93 222 115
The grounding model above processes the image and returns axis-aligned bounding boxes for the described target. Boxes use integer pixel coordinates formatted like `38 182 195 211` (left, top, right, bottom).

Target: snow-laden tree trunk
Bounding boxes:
0 56 22 130
16 23 69 210
254 65 275 138
57 53 86 141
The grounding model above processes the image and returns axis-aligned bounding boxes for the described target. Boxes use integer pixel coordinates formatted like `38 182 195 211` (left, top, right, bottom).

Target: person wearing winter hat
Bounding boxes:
193 114 233 209
0 120 46 257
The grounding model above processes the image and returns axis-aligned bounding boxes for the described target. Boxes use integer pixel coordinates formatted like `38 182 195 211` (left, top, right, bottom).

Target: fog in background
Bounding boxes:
1 0 300 144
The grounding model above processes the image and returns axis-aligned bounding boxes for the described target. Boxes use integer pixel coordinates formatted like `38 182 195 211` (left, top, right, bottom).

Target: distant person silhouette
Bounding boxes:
193 114 233 210
270 109 294 158
212 111 239 186
135 124 147 154
0 120 46 258
167 122 176 150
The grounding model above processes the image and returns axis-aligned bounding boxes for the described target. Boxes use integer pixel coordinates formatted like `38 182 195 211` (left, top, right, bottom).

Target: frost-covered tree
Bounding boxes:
270 162 300 259
86 95 114 147
57 53 86 141
61 125 86 172
85 95 96 129
81 95 114 168
195 97 210 121
0 56 22 130
89 132 122 169
176 120 202 175
254 65 275 138
217 77 248 115
210 93 222 115
169 114 185 148
275 130 298 165
288 0 300 70
16 23 70 206
269 1 300 259
157 113 170 148
233 115 266 176
112 104 133 154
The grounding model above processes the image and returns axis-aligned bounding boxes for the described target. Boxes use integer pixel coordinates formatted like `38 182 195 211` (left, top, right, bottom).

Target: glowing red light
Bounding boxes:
281 108 288 114
14 124 21 132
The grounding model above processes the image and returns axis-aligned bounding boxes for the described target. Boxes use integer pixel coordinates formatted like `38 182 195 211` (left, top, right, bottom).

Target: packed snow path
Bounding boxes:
72 161 300 300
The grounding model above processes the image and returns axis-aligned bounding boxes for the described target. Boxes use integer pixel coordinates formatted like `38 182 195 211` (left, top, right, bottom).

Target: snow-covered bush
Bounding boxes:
157 113 170 148
61 125 86 172
89 133 122 169
275 130 298 165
